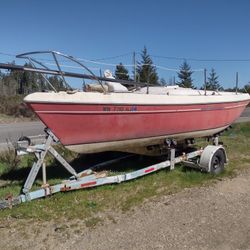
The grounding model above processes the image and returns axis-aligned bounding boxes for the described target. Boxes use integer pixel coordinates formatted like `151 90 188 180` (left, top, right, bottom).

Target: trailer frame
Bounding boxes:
0 129 227 210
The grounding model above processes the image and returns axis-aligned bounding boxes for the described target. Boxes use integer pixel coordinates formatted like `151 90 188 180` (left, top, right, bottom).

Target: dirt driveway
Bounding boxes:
1 168 250 250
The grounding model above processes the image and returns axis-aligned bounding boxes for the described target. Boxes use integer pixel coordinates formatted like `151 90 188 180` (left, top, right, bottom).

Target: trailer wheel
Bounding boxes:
210 149 225 175
199 145 227 174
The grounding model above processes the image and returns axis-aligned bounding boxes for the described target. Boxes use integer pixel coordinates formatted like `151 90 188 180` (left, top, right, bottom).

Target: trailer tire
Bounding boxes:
18 136 31 146
210 149 225 175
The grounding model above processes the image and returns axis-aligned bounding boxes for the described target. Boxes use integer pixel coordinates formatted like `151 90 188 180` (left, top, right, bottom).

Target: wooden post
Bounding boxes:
42 163 47 185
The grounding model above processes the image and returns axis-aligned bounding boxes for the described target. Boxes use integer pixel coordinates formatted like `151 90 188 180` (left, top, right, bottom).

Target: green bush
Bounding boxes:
0 145 20 172
0 95 34 118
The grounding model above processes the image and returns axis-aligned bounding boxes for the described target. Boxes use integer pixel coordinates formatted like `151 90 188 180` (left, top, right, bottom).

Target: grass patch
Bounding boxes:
85 217 103 228
0 122 249 224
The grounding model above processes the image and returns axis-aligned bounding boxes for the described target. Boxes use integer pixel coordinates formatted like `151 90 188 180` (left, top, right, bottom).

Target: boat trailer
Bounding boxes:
0 129 227 210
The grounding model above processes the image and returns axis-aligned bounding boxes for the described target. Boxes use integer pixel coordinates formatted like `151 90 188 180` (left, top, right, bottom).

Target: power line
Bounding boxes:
0 51 203 73
150 54 250 62
93 52 133 61
2 50 250 62
0 51 16 57
44 62 100 71
0 50 238 73
45 61 203 72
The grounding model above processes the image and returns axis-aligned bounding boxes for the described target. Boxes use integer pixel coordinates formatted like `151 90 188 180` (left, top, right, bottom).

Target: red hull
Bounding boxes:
27 100 249 147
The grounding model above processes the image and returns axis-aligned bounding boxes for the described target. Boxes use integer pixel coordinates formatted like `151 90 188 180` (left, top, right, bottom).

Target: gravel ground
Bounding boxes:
0 168 250 250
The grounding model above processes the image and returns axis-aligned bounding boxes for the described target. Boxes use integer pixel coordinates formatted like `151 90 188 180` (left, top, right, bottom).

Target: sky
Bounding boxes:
1 0 250 89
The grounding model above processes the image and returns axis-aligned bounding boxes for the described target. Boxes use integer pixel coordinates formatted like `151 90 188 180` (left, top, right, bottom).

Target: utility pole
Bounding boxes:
146 71 150 94
204 68 207 95
133 51 136 81
235 72 238 94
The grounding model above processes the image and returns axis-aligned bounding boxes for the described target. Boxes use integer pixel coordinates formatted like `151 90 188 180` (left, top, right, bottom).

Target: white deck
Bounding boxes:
24 87 250 105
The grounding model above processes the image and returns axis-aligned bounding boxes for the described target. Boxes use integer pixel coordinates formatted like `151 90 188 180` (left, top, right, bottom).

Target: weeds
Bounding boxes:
0 142 20 173
85 217 103 228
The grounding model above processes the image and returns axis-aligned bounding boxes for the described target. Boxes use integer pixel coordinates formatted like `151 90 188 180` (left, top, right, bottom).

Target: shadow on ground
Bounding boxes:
0 151 162 183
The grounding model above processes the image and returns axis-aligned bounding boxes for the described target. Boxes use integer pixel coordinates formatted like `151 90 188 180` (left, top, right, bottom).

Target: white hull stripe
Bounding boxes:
35 103 246 115
24 91 250 106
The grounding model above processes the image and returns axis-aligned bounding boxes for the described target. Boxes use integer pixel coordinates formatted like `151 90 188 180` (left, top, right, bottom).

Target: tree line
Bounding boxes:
0 63 66 96
0 48 250 95
115 46 250 93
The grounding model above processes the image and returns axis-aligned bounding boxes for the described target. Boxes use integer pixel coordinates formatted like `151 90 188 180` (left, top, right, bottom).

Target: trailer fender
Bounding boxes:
199 145 227 174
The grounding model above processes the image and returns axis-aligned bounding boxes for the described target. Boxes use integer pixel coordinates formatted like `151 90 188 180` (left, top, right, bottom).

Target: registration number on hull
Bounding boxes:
103 106 137 112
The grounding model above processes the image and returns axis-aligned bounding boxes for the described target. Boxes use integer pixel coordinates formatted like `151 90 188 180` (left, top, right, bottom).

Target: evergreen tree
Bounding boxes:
136 46 158 85
5 62 41 94
2 74 18 95
115 63 129 80
48 76 66 91
19 70 28 94
206 68 222 90
177 61 194 88
18 63 40 94
0 63 67 95
160 78 167 86
244 83 250 94
37 74 47 92
2 61 19 95
168 76 176 85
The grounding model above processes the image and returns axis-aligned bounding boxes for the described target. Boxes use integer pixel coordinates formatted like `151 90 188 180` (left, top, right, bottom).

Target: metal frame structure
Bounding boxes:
16 51 107 92
0 128 227 210
0 50 149 92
